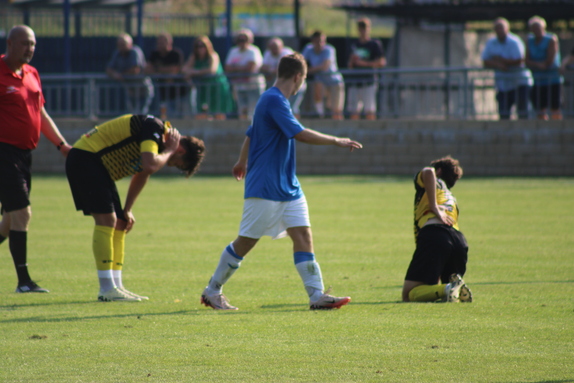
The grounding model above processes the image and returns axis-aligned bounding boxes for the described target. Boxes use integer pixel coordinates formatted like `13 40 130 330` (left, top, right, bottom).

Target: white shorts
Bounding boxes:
347 83 378 114
238 197 311 240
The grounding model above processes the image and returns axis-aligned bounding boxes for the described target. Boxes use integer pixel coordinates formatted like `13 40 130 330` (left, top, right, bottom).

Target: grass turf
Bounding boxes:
1 175 573 382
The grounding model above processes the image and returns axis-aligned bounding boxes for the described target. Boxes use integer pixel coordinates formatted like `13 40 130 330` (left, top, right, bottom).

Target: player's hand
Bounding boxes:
164 127 181 153
335 138 363 152
435 207 454 226
123 211 136 233
59 144 72 157
232 162 247 181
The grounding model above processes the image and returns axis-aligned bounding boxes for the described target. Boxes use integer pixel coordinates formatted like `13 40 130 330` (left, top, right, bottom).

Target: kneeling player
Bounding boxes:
402 156 472 303
66 114 205 302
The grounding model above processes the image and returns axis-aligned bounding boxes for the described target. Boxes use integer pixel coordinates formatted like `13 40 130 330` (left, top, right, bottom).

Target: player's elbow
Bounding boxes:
141 160 163 175
140 165 157 175
294 130 312 143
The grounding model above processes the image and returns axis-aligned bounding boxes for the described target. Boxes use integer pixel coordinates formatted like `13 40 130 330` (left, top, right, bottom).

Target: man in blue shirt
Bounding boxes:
482 18 533 119
201 53 362 310
106 33 154 115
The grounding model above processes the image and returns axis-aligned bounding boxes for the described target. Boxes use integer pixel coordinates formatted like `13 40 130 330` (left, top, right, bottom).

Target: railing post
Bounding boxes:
463 68 469 119
88 77 97 120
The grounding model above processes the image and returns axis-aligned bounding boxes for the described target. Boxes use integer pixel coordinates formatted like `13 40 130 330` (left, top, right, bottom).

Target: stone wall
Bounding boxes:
35 118 573 177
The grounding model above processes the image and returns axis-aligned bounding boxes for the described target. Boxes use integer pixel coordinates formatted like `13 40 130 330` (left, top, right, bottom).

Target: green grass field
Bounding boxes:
1 175 573 382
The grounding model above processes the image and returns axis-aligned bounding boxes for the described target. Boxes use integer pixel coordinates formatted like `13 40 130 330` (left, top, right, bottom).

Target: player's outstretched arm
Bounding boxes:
294 128 363 152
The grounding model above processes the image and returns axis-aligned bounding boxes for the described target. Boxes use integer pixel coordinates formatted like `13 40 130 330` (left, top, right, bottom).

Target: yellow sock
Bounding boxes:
112 229 126 271
409 284 447 302
93 225 114 271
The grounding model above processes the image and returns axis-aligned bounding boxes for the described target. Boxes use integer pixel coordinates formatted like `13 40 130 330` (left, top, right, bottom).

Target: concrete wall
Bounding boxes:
35 118 574 177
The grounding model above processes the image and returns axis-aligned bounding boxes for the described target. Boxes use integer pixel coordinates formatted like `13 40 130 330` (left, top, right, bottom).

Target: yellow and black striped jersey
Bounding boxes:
73 114 166 181
413 170 460 239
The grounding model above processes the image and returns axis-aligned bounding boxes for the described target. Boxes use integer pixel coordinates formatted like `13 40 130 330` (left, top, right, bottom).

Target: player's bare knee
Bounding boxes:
9 206 32 231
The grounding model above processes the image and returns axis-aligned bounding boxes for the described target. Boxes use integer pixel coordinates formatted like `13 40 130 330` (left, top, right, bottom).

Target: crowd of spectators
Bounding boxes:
105 15 571 121
482 16 568 120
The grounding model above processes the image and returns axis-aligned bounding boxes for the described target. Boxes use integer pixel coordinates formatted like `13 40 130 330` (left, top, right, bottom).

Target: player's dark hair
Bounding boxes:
277 52 307 80
179 136 206 178
357 18 370 29
431 156 463 189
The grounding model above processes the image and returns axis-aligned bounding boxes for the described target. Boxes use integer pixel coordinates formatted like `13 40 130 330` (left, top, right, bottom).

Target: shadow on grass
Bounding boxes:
498 380 574 383
0 301 251 323
471 280 574 286
0 300 95 310
260 300 400 310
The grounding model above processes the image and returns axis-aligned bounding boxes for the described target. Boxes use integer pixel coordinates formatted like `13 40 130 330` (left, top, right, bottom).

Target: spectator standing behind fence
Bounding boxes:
106 33 154 115
261 37 307 119
182 35 233 120
224 29 266 120
145 32 186 119
347 18 386 120
525 16 563 120
302 31 345 120
482 18 533 120
0 25 72 293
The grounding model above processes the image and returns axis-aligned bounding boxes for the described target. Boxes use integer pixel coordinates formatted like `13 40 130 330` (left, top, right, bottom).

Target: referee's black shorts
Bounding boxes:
405 224 468 285
0 142 32 213
65 148 125 220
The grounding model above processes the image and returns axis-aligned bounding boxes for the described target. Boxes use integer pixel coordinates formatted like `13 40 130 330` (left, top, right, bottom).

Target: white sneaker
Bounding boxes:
119 287 149 301
446 274 472 303
309 288 351 310
200 288 238 310
98 287 141 302
459 283 473 303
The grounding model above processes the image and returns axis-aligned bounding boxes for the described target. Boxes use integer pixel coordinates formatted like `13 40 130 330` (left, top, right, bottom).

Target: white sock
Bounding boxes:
295 259 324 302
206 243 243 295
97 270 116 295
112 269 123 289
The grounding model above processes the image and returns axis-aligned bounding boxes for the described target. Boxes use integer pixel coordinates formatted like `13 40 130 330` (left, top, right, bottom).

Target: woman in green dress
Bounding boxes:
183 36 234 120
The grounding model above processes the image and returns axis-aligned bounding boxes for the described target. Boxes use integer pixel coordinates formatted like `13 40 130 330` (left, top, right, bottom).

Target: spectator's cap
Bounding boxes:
235 28 254 44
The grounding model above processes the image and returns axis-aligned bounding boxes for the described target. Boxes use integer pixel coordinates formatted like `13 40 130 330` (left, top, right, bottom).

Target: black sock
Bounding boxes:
0 234 6 244
9 230 31 285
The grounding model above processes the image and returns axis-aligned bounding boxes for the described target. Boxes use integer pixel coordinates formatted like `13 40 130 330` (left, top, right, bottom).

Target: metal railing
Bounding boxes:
39 68 574 120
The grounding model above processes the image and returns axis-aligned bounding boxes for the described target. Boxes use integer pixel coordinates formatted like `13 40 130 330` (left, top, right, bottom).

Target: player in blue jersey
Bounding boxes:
201 52 363 310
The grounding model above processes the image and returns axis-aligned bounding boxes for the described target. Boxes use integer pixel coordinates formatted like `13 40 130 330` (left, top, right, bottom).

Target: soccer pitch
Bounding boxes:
1 175 573 382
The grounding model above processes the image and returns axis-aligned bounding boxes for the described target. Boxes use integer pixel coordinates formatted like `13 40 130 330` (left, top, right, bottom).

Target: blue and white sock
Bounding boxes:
294 252 324 302
206 243 243 295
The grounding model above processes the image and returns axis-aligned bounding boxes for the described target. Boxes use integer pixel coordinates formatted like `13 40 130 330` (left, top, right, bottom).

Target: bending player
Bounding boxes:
66 115 205 302
200 53 363 311
402 156 473 303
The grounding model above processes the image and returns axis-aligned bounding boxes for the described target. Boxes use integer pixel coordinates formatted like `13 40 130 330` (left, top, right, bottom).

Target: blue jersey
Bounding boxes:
244 87 305 201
